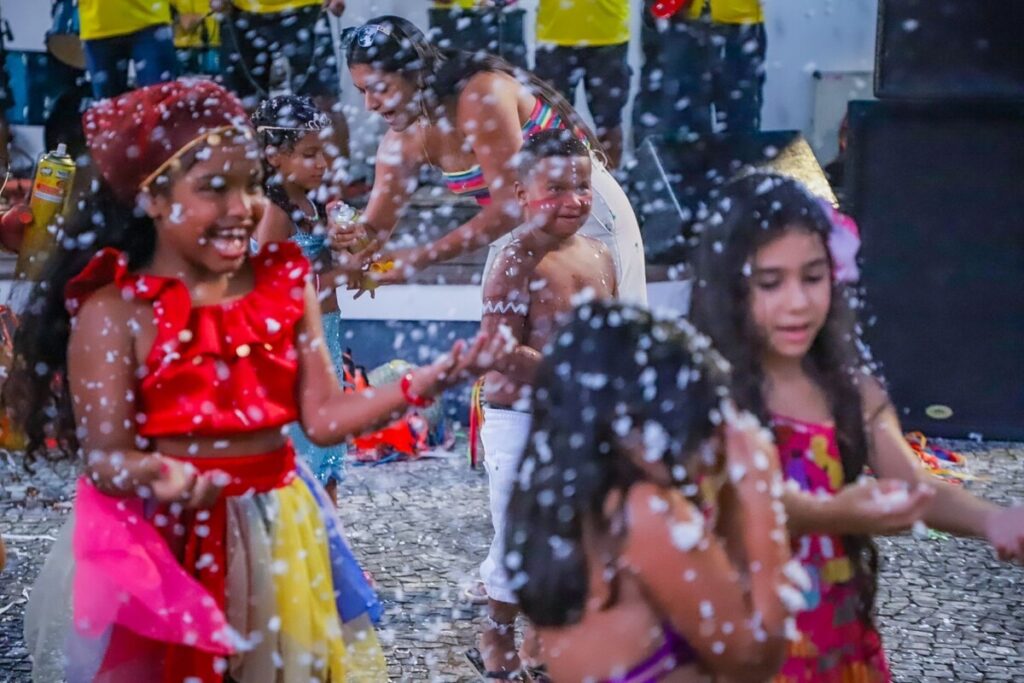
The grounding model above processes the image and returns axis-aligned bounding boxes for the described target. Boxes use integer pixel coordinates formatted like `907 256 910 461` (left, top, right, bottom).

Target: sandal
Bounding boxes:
463 580 489 605
466 648 527 681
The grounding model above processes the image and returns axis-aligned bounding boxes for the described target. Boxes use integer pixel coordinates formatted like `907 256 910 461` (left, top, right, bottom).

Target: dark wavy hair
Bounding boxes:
688 171 881 629
2 134 247 462
504 302 731 627
344 15 602 154
3 180 157 462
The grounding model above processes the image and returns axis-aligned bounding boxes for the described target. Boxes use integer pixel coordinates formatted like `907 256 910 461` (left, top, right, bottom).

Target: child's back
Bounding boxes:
505 304 796 683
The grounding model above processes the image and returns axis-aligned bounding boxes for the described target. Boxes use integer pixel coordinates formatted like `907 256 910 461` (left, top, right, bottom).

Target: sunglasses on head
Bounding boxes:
341 23 394 49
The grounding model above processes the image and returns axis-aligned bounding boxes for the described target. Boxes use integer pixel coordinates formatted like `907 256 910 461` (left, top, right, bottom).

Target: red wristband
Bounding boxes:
400 372 435 408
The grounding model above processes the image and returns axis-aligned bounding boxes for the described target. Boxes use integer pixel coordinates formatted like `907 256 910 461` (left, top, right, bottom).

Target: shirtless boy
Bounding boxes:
474 130 618 678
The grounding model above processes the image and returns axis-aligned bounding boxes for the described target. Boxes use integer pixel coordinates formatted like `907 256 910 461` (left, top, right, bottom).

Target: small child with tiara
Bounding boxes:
252 94 362 502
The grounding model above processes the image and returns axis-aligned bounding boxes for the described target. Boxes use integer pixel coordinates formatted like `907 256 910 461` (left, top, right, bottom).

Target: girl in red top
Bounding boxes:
688 173 1024 682
5 79 498 683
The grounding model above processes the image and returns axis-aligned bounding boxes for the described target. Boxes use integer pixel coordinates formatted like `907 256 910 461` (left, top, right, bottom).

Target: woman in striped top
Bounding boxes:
340 16 648 305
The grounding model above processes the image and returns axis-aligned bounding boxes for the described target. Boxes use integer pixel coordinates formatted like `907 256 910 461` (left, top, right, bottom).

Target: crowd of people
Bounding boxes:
0 3 1021 683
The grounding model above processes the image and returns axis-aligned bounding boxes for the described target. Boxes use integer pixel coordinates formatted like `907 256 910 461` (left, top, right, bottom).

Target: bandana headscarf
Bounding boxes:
82 79 251 202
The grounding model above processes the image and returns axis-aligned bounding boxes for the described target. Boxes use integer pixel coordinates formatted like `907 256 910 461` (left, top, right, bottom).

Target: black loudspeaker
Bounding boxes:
875 0 1024 101
629 131 835 264
847 100 1024 440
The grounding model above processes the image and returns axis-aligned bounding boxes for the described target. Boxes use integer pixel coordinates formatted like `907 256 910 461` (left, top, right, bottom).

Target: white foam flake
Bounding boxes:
777 583 808 613
669 515 705 551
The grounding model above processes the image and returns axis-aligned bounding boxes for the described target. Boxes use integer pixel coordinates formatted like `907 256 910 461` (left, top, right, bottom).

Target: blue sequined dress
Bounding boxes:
289 226 348 487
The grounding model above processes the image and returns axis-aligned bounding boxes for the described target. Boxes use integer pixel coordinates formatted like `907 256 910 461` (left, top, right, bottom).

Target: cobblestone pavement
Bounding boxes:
2 441 1023 682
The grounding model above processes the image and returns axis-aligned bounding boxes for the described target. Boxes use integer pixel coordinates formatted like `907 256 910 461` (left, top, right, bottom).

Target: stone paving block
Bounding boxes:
1 443 1022 680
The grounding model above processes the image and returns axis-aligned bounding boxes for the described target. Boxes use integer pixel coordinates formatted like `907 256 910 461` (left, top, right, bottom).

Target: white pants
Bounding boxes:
478 406 533 605
484 158 648 306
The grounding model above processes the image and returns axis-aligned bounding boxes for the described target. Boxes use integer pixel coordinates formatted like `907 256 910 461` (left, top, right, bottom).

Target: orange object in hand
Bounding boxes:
358 260 394 293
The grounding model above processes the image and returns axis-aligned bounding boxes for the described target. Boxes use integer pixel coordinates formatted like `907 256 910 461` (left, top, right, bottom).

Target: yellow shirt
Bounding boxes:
79 0 171 41
172 0 220 47
687 0 764 24
232 0 320 13
537 0 630 47
432 1 484 7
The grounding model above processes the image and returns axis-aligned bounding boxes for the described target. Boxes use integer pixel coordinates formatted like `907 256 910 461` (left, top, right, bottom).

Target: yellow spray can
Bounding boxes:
16 143 76 280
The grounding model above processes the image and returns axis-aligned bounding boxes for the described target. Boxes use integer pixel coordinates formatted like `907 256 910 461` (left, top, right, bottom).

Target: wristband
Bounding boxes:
400 372 435 408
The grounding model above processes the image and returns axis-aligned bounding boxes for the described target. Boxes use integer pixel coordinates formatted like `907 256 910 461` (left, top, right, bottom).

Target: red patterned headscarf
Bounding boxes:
82 79 251 202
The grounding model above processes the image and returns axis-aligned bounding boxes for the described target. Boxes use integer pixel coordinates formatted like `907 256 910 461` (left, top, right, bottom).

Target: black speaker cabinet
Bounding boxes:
629 131 834 265
875 0 1024 101
847 100 1024 440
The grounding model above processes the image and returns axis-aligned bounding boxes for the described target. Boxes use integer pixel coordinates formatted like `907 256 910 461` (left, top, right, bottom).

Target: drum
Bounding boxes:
4 50 85 127
47 0 85 70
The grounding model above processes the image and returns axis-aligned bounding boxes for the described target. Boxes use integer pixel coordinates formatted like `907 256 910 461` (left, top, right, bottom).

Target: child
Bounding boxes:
472 129 618 676
5 79 497 682
505 302 801 682
252 94 354 503
688 172 1024 682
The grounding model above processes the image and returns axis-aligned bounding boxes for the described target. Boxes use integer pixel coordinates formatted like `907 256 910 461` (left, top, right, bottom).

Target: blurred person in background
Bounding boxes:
634 0 765 143
80 0 179 99
533 0 631 169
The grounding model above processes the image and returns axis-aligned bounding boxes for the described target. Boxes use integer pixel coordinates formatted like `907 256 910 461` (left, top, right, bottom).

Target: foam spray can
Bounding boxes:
327 200 394 292
16 144 76 280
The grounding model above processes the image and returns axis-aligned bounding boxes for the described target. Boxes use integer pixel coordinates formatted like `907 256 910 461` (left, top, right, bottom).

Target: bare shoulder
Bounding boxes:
70 284 141 351
460 70 518 104
587 236 615 265
256 201 295 243
75 283 135 323
483 239 533 298
456 71 521 127
623 482 699 551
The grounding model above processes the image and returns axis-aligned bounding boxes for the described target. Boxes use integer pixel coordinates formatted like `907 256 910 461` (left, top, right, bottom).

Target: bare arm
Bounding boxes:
857 379 992 537
253 200 294 245
358 127 424 246
864 383 1022 559
68 292 222 506
294 283 499 443
479 248 542 384
391 75 527 272
623 418 793 679
782 377 1023 560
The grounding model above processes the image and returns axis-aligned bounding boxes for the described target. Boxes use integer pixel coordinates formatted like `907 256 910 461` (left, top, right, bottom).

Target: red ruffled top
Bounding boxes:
65 242 310 438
